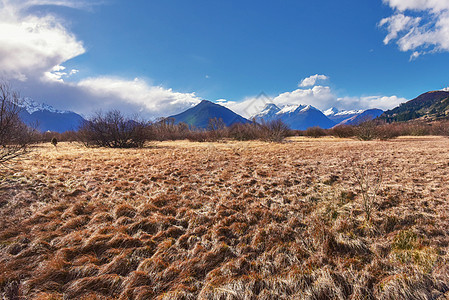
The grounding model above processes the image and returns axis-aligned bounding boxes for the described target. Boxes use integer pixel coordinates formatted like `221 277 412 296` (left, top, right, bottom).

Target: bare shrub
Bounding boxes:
355 120 378 141
329 125 356 138
350 157 383 222
228 120 290 142
374 123 401 140
304 126 327 138
151 118 189 141
228 122 262 141
0 82 34 167
78 110 148 148
261 119 291 142
430 120 449 136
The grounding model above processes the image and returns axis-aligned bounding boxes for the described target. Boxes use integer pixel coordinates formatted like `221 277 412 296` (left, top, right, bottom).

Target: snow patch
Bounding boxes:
20 98 69 114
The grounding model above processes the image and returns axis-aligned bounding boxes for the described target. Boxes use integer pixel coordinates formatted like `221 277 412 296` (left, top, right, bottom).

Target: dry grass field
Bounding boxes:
1 137 449 299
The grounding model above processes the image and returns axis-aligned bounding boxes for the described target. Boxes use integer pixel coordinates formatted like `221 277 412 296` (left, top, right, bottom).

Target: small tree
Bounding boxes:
304 126 326 138
355 120 378 141
261 119 291 142
0 82 33 167
207 117 227 141
78 110 149 148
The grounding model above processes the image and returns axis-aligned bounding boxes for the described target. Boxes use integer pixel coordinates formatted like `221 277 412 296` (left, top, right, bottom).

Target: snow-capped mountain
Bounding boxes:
252 103 384 130
324 107 364 124
254 103 281 120
336 109 383 126
18 98 85 133
168 100 250 128
323 107 339 116
20 98 70 114
253 103 336 130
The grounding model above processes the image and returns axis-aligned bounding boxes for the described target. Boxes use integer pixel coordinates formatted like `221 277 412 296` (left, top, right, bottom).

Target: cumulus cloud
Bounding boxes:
77 77 200 117
223 75 405 118
0 0 203 118
380 0 449 58
335 95 406 111
299 74 329 87
0 2 85 81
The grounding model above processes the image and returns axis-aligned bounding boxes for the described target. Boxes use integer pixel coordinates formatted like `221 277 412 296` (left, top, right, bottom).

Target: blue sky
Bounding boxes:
1 0 449 118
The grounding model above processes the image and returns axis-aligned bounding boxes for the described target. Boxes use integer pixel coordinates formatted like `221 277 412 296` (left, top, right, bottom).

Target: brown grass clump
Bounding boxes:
1 138 449 298
65 274 123 298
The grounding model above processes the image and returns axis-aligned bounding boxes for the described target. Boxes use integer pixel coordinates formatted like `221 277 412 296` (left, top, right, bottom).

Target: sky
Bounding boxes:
1 0 449 119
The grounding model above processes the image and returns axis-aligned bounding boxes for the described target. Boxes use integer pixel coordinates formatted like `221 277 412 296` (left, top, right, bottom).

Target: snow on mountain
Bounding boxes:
253 103 384 130
324 107 339 116
256 103 281 119
20 98 69 114
299 105 318 113
17 98 85 133
334 109 364 116
276 104 301 115
253 103 335 130
336 109 384 126
324 107 364 117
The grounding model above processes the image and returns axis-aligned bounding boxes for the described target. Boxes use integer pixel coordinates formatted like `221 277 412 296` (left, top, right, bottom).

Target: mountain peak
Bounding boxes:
252 103 281 121
18 98 85 132
381 90 449 122
169 100 250 128
324 107 339 116
20 98 68 114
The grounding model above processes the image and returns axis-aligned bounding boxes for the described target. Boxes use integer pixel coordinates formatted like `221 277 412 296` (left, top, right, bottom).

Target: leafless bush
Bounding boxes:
78 110 149 148
373 123 402 140
228 122 263 141
304 126 326 138
228 120 290 142
431 120 449 136
355 120 378 141
329 125 356 138
206 117 228 141
0 82 34 167
261 119 291 142
350 157 383 222
405 122 432 136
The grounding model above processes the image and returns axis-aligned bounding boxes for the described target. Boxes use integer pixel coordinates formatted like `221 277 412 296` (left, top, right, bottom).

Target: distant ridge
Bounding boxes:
168 100 250 128
380 91 449 122
253 103 336 130
337 109 384 126
18 98 85 133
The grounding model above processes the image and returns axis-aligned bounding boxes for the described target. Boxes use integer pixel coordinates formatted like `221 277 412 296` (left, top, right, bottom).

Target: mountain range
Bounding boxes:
327 108 384 126
19 90 449 133
18 98 85 133
253 103 336 130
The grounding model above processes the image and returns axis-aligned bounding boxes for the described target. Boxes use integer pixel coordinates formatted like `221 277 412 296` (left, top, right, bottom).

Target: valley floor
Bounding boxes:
1 137 449 299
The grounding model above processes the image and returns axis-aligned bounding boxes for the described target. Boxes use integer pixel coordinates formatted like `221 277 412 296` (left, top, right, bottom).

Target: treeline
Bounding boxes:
299 119 449 140
72 110 291 147
37 110 449 148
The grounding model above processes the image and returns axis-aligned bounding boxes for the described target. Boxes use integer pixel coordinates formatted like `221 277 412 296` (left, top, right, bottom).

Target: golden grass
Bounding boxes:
1 137 449 299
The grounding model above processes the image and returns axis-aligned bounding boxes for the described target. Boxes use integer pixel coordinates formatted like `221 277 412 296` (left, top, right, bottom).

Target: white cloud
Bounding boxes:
384 0 449 12
299 74 329 87
380 0 449 57
0 0 86 81
223 78 406 118
77 77 200 118
0 0 203 118
336 95 406 111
